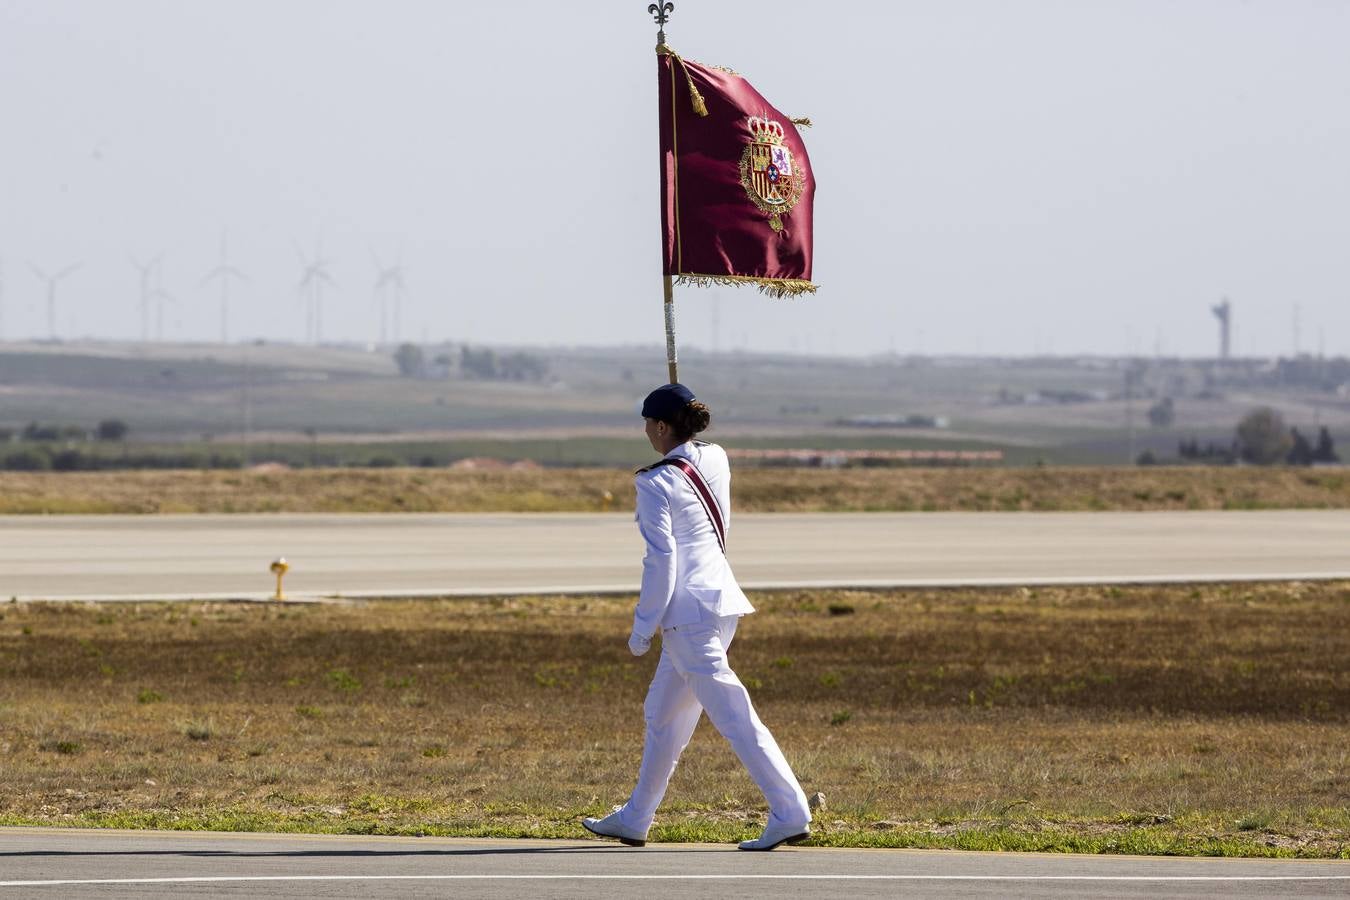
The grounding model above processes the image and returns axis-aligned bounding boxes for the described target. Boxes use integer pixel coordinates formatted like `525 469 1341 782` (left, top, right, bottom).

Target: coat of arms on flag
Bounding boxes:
739 116 804 232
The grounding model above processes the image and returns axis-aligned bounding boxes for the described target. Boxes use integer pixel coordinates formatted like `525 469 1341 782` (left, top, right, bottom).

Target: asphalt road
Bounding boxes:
2 510 1347 601
1 829 1346 899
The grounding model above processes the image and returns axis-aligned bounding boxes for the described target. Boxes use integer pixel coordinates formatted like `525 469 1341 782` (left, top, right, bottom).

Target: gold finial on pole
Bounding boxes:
649 2 674 48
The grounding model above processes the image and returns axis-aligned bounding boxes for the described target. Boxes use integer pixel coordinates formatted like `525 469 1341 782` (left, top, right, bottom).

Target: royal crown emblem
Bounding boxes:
738 115 804 232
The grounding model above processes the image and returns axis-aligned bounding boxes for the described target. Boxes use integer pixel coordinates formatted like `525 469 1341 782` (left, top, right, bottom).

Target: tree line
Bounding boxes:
1 419 129 444
1176 408 1339 466
393 344 549 382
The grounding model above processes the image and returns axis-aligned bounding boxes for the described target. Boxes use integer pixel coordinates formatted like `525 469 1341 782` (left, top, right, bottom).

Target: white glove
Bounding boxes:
628 631 652 657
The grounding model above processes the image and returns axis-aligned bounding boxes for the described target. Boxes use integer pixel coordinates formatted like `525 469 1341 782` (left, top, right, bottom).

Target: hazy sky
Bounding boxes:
1 0 1346 358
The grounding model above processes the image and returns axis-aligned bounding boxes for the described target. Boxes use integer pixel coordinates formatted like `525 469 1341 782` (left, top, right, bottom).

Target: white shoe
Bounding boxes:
582 809 648 847
738 819 810 851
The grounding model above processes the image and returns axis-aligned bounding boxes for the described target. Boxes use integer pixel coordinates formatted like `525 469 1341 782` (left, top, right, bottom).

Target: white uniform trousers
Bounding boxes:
617 614 811 832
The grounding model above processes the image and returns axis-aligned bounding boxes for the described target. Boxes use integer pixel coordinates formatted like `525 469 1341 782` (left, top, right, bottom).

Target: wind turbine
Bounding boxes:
152 260 177 342
201 232 247 344
29 261 81 340
130 253 162 342
1211 297 1231 361
371 249 407 345
296 242 335 344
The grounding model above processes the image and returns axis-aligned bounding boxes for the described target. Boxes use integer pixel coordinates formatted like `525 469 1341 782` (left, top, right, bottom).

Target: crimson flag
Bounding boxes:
657 47 816 297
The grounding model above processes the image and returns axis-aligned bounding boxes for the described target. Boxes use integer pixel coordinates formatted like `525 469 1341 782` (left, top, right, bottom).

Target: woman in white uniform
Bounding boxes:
583 383 812 851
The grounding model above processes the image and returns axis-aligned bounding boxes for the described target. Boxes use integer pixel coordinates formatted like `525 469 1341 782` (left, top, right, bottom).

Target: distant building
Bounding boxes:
838 414 950 429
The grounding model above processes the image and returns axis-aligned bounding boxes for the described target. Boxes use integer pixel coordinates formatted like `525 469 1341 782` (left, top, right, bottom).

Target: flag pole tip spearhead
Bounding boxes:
649 2 674 48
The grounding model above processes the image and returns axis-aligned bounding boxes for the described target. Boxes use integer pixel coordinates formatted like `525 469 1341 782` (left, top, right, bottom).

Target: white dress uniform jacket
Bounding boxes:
631 441 755 639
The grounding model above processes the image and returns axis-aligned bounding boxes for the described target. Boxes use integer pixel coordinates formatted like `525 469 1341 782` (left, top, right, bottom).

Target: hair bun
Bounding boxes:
676 400 711 437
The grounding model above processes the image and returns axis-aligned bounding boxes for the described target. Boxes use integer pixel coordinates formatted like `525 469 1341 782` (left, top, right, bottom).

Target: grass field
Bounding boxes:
1 583 1346 857
0 465 1347 514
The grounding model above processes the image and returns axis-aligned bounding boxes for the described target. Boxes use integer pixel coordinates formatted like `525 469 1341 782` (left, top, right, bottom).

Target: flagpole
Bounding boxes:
651 2 678 384
663 274 678 383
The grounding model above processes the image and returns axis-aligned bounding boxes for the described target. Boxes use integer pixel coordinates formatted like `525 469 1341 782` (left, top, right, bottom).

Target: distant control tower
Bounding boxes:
1211 298 1231 360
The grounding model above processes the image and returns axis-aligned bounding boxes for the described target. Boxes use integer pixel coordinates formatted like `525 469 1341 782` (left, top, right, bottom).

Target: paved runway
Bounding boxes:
1 510 1347 601
1 829 1346 899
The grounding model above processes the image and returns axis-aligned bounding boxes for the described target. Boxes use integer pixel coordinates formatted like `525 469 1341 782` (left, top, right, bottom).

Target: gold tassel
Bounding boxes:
688 82 708 117
676 274 818 298
790 117 813 128
665 48 710 117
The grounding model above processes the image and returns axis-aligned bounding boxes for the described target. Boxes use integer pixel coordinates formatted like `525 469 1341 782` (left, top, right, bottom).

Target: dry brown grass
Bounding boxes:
1 583 1347 855
1 465 1348 514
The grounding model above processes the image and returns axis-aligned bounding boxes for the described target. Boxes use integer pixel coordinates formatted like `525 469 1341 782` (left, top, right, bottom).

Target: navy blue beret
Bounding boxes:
641 383 696 422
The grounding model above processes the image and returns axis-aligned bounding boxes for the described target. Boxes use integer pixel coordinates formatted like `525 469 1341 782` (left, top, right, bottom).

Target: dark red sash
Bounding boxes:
648 457 726 554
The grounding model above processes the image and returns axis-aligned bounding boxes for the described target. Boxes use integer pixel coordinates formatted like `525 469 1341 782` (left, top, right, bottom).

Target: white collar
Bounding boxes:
663 441 696 461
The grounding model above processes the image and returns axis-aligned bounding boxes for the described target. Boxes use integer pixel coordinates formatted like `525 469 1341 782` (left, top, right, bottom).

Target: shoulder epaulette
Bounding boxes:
635 459 673 475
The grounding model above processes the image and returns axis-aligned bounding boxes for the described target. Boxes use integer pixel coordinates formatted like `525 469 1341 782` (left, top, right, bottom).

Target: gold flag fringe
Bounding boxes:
790 117 813 128
676 274 818 298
